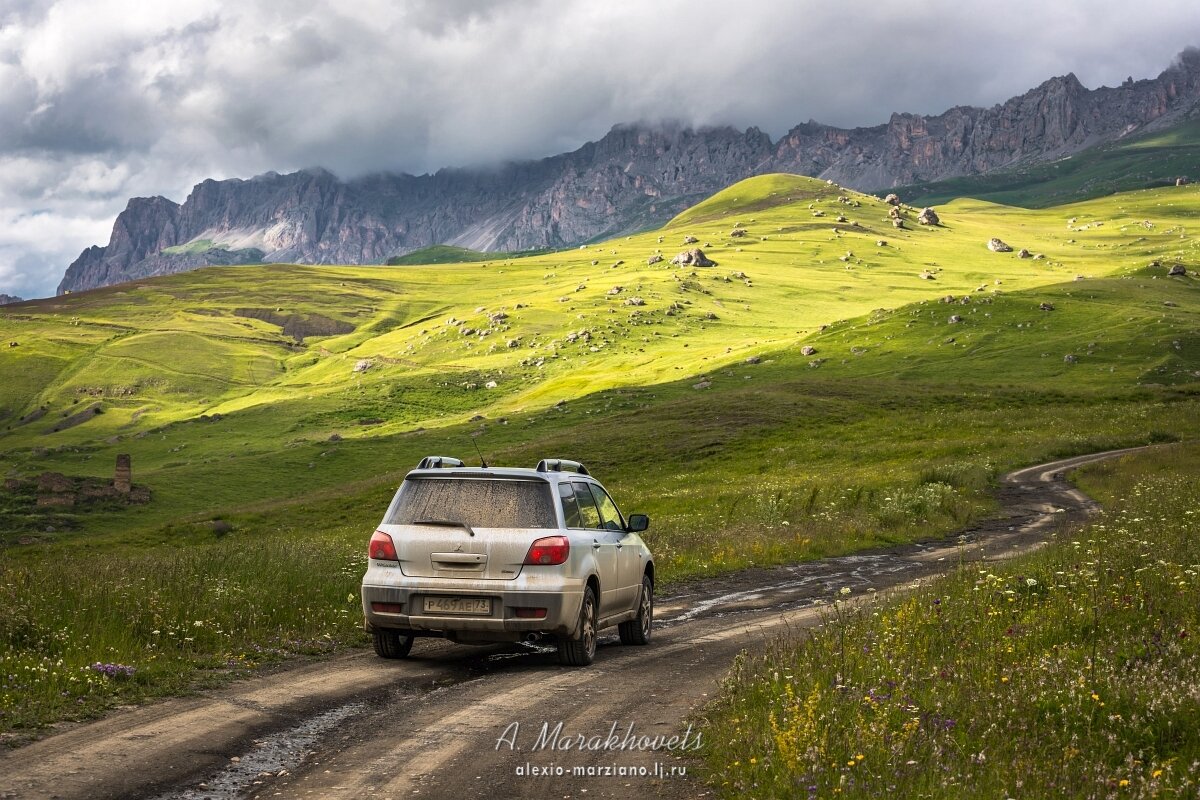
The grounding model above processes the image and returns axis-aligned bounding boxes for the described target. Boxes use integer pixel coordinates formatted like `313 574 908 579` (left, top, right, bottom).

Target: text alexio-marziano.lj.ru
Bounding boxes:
495 721 703 754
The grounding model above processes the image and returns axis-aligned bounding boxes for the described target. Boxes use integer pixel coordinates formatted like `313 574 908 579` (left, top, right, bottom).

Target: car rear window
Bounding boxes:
384 478 557 529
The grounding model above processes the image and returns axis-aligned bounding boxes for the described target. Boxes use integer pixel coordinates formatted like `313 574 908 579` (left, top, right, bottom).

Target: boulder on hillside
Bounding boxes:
917 207 940 226
730 228 748 237
885 193 900 206
888 206 903 220
683 235 699 244
987 238 1013 253
671 248 717 267
800 345 817 356
1169 263 1187 276
892 219 905 229
1018 248 1032 259
647 254 663 265
1039 302 1055 311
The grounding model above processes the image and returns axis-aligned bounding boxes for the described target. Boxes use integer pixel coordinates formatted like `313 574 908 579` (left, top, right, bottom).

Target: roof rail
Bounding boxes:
416 456 466 470
535 458 590 476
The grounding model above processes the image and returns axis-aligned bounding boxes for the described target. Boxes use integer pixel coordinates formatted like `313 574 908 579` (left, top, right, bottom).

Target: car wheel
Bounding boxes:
373 629 414 659
558 586 598 666
619 575 653 645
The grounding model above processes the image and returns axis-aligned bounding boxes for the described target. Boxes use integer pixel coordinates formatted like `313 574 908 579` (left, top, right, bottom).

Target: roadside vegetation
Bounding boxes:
701 444 1200 798
1 173 1198 742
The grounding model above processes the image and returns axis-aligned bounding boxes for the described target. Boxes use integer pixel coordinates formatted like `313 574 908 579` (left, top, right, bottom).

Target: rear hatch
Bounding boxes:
379 475 557 580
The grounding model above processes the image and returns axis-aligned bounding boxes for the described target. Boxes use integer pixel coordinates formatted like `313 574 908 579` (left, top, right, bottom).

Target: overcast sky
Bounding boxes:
1 0 1198 299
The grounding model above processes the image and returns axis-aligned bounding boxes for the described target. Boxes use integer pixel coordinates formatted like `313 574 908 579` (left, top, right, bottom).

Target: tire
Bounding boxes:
372 629 414 659
558 586 598 666
619 575 653 646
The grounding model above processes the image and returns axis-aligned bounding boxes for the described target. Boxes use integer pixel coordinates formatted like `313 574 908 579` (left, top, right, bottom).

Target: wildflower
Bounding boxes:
840 587 851 596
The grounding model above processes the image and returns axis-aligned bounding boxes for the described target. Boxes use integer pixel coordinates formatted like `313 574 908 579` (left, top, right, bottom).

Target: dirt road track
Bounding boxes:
0 447 1149 800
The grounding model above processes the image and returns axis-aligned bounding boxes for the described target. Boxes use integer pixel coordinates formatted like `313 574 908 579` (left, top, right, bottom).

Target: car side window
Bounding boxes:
558 482 583 528
588 484 625 531
571 482 602 529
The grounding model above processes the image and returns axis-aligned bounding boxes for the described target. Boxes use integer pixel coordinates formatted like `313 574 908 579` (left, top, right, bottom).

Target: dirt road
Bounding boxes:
0 447 1145 800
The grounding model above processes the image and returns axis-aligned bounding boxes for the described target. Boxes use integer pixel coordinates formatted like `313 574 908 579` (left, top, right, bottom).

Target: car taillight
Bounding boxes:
523 535 570 566
369 530 398 561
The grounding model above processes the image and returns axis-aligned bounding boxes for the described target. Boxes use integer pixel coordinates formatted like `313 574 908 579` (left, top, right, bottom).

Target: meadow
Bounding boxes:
701 444 1200 799
1 173 1198 741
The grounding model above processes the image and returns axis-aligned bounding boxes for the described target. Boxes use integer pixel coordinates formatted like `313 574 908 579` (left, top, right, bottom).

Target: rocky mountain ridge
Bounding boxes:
59 48 1200 294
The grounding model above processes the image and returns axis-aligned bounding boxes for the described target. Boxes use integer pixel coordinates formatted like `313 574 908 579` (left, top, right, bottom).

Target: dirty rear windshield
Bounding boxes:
384 478 557 529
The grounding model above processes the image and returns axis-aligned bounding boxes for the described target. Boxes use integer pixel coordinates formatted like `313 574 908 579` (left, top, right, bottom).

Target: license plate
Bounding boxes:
423 596 491 615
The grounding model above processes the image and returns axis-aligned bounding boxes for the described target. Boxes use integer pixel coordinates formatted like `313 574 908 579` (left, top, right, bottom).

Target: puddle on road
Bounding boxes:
659 553 914 625
151 702 365 800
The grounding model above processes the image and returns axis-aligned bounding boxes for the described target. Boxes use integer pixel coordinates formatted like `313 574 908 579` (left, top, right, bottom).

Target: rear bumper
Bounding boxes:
361 571 584 640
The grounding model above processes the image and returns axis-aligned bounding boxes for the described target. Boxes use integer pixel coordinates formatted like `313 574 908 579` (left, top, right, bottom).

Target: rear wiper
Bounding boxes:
412 519 476 537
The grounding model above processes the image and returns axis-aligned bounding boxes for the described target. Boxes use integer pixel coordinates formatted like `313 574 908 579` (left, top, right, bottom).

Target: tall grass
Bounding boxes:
700 445 1200 798
0 534 362 742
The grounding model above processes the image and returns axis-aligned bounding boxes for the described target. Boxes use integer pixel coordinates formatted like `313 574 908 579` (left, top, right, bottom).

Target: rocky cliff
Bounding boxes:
59 49 1200 294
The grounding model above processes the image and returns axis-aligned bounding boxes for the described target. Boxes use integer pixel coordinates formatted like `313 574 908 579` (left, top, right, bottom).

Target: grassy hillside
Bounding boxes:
899 119 1200 208
1 174 1199 738
384 244 550 265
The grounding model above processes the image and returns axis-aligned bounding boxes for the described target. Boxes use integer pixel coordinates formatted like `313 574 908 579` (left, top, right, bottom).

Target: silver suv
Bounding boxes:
361 457 654 666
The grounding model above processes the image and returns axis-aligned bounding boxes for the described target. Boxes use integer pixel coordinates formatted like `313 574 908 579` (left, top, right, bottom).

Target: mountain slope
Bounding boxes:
58 50 1200 294
5 173 1199 544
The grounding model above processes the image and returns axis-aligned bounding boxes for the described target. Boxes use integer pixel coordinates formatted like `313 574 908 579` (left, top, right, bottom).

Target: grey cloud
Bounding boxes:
1 0 1199 298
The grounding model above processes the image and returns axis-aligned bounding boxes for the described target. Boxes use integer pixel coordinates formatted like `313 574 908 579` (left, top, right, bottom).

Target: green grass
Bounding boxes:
161 239 226 255
385 244 551 265
699 444 1200 798
1 172 1199 739
898 119 1200 209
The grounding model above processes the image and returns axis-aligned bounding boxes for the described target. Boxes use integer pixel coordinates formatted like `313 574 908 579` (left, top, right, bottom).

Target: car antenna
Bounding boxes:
470 434 489 469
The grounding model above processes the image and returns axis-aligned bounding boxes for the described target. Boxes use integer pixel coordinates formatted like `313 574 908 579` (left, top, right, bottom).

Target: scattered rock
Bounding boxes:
623 297 645 306
1177 177 1189 186
919 271 936 280
892 219 905 229
1168 264 1187 276
7 341 17 347
730 228 748 237
692 379 712 390
987 238 1013 253
1017 248 1032 259
703 311 719 320
744 356 761 365
1064 354 1078 364
800 345 817 356
884 193 900 206
607 286 623 296
1033 253 1045 260
671 248 717 267
485 381 498 389
949 315 963 324
647 254 663 265
876 240 887 247
352 360 372 373
683 235 699 244
1039 302 1055 311
328 433 343 442
917 207 940 226
888 206 902 220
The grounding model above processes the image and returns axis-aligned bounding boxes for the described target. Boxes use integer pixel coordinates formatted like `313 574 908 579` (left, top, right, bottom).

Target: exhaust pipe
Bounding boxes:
523 632 542 644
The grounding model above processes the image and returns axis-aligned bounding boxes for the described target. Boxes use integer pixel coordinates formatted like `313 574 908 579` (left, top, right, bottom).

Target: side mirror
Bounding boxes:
627 514 650 533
